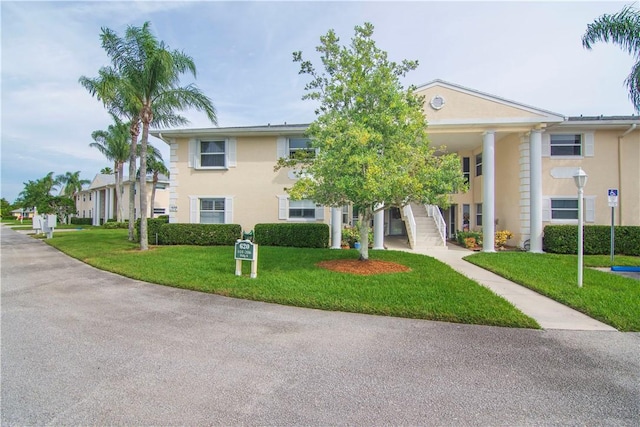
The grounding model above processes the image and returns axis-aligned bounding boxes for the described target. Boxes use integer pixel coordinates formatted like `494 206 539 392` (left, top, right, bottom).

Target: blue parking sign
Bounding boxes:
608 189 618 197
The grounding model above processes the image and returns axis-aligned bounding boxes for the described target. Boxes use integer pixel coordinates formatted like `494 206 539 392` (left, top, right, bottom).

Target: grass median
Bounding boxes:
466 252 640 331
42 228 539 329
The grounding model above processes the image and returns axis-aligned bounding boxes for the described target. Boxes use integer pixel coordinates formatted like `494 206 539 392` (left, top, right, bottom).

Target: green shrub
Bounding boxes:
102 221 128 229
158 223 241 246
70 217 93 225
544 225 640 256
456 230 483 247
254 223 329 248
135 217 170 242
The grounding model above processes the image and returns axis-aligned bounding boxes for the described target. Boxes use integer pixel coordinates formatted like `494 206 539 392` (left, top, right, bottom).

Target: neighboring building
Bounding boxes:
11 207 35 220
75 173 170 225
151 80 639 252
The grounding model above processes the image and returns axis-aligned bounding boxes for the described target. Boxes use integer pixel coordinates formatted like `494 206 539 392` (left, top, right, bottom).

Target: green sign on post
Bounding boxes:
235 240 258 278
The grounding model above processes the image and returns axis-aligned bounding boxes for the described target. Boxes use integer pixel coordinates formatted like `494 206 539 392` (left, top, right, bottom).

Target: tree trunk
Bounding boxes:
358 207 373 261
114 161 124 222
138 106 152 251
128 121 139 241
150 172 158 219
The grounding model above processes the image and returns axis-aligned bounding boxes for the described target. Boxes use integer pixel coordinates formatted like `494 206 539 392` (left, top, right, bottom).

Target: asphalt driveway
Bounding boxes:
2 226 639 425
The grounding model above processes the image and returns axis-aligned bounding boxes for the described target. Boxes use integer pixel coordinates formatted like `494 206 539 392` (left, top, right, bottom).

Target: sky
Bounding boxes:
1 0 637 203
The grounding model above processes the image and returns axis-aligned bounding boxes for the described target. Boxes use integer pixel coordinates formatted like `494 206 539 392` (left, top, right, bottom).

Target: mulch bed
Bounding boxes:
317 259 411 276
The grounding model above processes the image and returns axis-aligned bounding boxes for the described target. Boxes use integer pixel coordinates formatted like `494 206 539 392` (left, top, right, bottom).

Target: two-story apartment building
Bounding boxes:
75 173 170 225
151 80 639 252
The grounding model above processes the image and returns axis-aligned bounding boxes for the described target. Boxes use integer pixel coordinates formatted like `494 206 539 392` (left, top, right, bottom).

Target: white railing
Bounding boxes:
402 204 417 248
426 204 447 247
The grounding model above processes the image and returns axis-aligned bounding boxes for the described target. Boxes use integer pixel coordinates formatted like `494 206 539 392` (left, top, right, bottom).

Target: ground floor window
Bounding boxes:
551 198 578 220
476 203 482 227
200 198 225 224
289 199 316 219
462 204 470 231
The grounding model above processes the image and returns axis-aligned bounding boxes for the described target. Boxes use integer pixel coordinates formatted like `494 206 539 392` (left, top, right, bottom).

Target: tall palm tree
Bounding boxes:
100 167 114 175
90 117 131 222
56 171 90 197
583 5 640 112
81 22 215 249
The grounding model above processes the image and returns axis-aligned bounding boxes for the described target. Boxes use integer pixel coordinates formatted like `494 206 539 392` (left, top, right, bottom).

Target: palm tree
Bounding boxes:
56 171 90 197
97 22 217 250
90 117 131 222
100 167 114 175
81 22 216 249
583 5 640 112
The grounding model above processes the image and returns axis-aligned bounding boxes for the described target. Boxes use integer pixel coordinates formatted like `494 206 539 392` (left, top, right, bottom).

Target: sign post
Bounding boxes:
608 189 618 264
234 240 258 278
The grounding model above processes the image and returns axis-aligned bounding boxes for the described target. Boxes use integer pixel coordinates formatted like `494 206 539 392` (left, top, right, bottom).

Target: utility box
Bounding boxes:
32 215 43 232
41 214 57 239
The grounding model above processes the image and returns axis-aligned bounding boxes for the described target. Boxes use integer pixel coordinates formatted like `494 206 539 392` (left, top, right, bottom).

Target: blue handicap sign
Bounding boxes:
608 189 618 197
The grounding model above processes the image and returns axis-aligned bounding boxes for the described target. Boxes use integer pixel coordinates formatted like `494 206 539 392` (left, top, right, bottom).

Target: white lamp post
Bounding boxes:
573 168 588 288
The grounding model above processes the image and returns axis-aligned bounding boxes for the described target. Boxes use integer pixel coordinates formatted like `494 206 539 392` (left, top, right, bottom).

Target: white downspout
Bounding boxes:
617 124 637 225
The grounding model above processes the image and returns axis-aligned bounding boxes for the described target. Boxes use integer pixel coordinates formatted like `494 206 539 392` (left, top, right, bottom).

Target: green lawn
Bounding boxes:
466 252 640 331
42 229 539 329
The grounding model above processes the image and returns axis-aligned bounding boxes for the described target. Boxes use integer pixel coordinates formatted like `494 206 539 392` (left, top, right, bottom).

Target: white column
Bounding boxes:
529 129 543 253
482 131 495 252
331 207 342 249
92 191 99 226
373 204 385 250
107 187 114 221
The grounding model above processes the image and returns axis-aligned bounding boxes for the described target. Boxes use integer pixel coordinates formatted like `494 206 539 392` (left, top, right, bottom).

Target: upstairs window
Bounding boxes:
200 141 226 167
462 157 470 184
288 137 315 159
475 153 482 177
550 134 581 156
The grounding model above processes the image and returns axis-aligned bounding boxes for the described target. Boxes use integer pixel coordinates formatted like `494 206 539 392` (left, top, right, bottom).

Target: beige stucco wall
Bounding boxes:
541 128 639 227
417 85 548 122
171 135 328 231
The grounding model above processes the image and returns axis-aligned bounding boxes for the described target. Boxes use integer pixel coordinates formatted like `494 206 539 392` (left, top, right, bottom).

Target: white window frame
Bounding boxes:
475 153 482 177
188 138 237 169
277 196 324 222
542 196 595 223
475 203 482 227
277 136 317 160
542 132 594 158
189 196 233 224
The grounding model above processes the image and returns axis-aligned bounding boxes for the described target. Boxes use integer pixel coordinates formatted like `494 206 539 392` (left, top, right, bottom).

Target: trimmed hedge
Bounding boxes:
544 225 640 256
135 217 170 242
102 221 128 229
158 223 241 246
70 217 93 225
254 223 329 248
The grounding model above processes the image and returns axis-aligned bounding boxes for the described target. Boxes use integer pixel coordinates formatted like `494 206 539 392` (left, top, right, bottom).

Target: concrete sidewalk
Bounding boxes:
385 239 617 331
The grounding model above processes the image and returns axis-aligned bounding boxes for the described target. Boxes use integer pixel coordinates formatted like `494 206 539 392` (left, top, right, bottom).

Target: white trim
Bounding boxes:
194 138 230 170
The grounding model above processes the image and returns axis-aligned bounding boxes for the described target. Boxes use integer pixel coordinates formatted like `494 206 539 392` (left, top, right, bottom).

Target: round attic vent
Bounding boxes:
430 95 445 110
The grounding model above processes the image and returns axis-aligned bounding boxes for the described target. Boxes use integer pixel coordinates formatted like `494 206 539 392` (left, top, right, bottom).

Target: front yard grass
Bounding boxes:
466 252 640 331
43 228 539 329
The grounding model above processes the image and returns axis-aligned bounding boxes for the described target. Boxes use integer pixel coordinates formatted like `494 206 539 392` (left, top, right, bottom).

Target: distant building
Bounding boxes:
75 173 170 225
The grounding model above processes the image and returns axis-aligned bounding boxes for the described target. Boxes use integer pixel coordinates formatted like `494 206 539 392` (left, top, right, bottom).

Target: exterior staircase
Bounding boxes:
401 203 447 251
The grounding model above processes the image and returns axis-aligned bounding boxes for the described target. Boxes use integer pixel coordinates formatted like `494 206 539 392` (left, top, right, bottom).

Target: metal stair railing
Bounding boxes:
402 204 417 249
426 204 447 247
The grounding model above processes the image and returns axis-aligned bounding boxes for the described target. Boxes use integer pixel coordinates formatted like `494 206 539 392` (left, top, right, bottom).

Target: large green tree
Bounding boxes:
81 22 217 249
90 117 131 222
281 23 465 261
583 5 640 112
15 172 60 213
